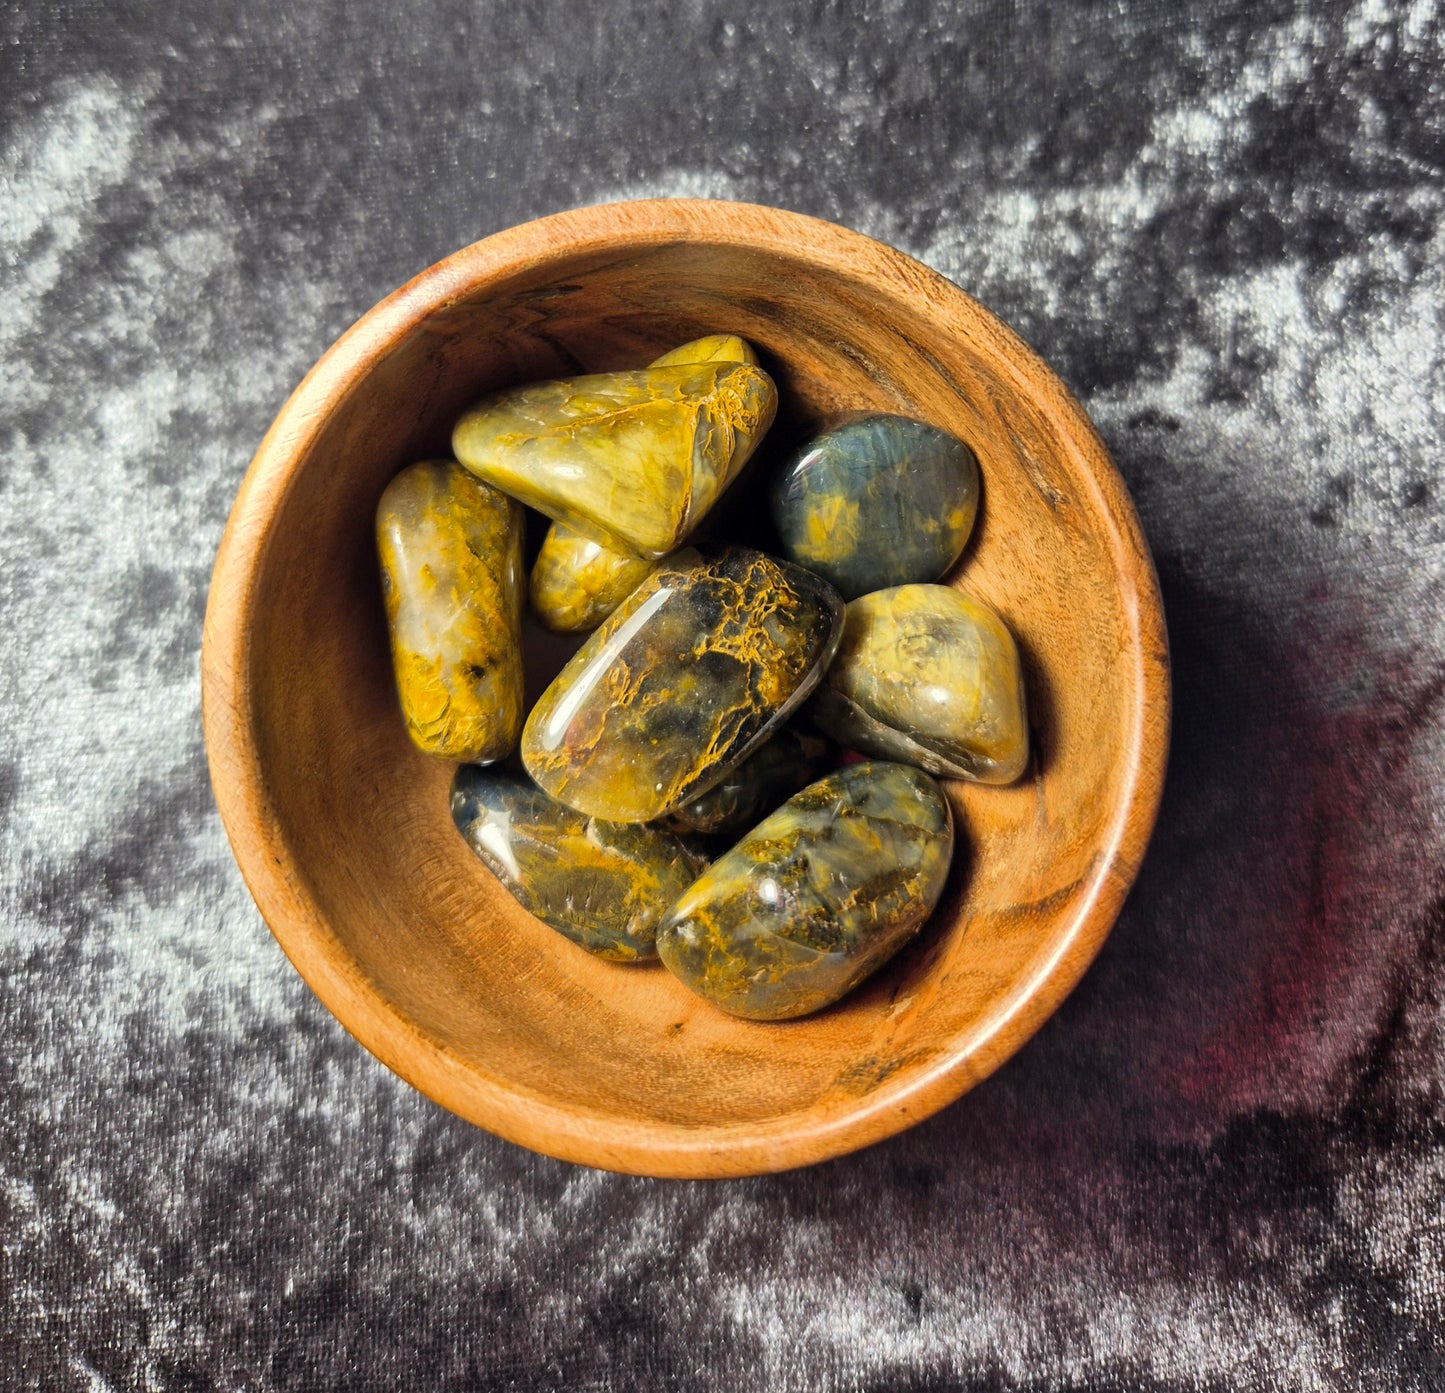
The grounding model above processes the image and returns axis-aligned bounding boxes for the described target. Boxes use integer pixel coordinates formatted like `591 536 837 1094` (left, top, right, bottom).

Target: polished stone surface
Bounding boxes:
808 584 1029 784
769 414 980 599
450 765 708 962
452 360 776 559
650 334 759 369
526 335 762 632
376 459 525 762
656 761 953 1020
529 521 658 633
665 726 832 837
522 548 844 822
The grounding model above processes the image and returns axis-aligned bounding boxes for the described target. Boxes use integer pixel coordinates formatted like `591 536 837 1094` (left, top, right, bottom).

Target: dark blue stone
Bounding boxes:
768 415 980 600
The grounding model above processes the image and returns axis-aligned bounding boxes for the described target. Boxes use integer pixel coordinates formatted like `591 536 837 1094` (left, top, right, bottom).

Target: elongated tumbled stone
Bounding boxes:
769 415 980 599
656 762 954 1020
376 459 524 762
530 521 659 633
808 584 1029 784
522 548 844 823
526 336 763 633
451 766 708 962
453 360 776 559
665 727 832 837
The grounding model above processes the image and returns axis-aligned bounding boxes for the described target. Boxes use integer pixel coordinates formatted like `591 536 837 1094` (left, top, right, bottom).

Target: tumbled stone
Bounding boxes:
522 548 844 823
650 334 759 368
526 335 763 633
376 459 524 762
656 762 954 1021
665 727 832 837
451 766 708 962
808 584 1029 784
769 414 980 599
452 359 777 559
529 521 659 633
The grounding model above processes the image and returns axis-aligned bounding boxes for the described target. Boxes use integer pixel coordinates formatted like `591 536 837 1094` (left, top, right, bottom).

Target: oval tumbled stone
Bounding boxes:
376 459 524 762
451 766 708 963
768 414 980 599
522 548 844 823
656 762 954 1021
453 360 776 560
808 584 1029 784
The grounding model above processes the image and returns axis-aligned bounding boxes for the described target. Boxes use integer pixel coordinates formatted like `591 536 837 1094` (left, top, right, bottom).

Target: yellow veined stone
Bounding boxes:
527 335 763 631
452 360 777 560
656 761 954 1020
529 522 660 633
808 584 1029 784
649 334 759 368
522 548 843 822
376 459 525 762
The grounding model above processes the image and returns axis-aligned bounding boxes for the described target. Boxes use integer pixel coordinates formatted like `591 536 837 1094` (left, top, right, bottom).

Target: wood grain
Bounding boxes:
200 200 1171 1178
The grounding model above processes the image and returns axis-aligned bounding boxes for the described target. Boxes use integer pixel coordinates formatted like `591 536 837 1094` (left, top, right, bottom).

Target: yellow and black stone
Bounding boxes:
655 761 954 1021
808 584 1029 784
450 765 709 962
529 521 659 634
768 414 980 599
664 726 833 838
376 459 525 762
452 358 776 560
527 335 763 633
522 547 844 823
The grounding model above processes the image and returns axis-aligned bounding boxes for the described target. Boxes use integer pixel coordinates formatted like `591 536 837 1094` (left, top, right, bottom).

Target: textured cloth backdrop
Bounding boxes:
3 2 1444 1388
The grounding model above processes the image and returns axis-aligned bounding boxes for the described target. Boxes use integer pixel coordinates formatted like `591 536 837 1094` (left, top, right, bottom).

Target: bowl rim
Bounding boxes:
201 198 1171 1178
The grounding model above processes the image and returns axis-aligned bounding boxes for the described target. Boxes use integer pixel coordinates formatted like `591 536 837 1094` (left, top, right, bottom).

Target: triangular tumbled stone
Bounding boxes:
452 360 776 559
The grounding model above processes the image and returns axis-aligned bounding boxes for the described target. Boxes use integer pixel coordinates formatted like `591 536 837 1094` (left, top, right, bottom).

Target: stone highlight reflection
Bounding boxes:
450 765 709 962
656 761 954 1020
376 459 524 762
808 584 1029 784
522 548 844 823
769 414 980 599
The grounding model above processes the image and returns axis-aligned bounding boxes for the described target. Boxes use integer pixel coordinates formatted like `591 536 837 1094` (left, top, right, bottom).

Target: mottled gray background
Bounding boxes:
3 1 1444 1388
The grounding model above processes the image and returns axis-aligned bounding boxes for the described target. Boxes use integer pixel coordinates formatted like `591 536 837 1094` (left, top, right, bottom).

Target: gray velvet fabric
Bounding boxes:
4 2 1443 1387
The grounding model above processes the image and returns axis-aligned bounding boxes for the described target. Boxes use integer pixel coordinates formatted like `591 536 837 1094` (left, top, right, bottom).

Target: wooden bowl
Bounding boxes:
202 200 1169 1178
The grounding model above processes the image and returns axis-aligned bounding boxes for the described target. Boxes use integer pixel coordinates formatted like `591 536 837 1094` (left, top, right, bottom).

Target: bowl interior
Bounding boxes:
211 207 1167 1176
